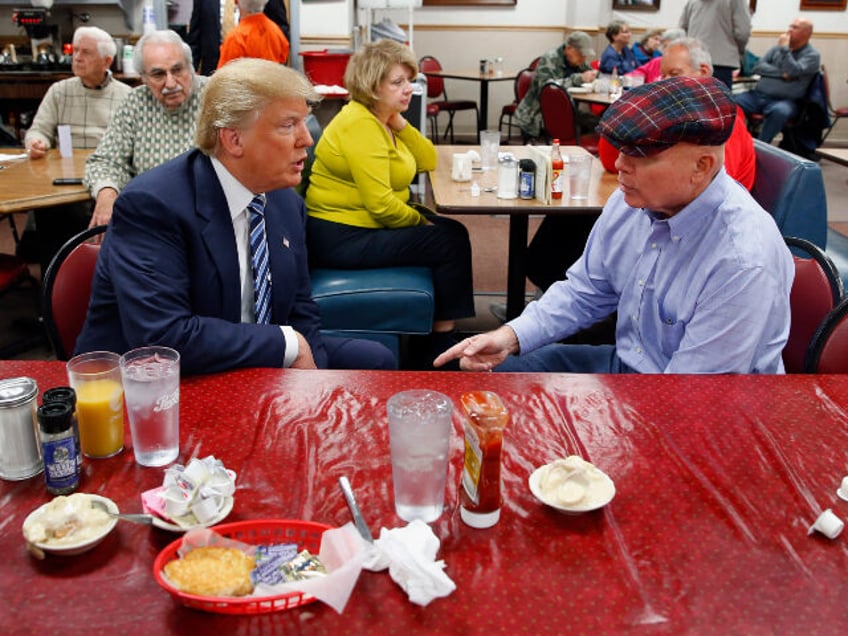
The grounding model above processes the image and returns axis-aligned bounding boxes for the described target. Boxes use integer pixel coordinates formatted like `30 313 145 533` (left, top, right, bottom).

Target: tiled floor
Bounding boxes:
4 144 848 360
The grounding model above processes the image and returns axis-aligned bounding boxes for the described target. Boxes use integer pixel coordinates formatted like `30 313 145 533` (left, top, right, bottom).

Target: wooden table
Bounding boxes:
815 146 848 167
0 149 91 214
429 144 618 319
422 69 517 132
569 90 619 108
3 361 848 634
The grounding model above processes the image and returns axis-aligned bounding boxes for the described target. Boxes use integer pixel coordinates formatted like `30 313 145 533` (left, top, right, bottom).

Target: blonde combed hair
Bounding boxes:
344 40 418 109
196 58 320 155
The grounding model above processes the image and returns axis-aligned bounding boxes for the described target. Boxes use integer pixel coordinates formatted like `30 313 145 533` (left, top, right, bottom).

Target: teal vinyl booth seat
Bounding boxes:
300 115 435 362
750 139 827 249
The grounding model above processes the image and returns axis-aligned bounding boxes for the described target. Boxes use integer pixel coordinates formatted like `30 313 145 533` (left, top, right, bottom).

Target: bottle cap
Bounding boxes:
37 401 73 435
808 509 844 540
42 386 77 408
461 506 501 529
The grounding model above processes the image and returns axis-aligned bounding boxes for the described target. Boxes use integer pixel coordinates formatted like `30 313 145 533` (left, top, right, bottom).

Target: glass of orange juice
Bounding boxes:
66 351 124 458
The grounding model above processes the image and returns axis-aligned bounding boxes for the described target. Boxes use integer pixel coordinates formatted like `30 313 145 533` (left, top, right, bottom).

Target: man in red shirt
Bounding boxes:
217 0 289 69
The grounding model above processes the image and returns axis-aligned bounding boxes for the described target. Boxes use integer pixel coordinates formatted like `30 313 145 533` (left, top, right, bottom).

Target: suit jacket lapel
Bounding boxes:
192 153 242 321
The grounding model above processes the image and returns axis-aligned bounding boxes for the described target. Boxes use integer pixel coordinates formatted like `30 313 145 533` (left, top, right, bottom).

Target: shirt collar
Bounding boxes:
210 156 256 222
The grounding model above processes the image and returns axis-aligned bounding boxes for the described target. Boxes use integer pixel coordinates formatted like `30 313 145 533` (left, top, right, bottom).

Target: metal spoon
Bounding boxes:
91 499 155 525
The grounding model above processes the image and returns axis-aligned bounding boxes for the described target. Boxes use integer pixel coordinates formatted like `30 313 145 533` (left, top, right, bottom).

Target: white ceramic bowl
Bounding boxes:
22 494 119 556
528 463 615 515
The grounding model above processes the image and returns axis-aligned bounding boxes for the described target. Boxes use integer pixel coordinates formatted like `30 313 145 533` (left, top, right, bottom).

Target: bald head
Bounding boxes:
788 17 813 50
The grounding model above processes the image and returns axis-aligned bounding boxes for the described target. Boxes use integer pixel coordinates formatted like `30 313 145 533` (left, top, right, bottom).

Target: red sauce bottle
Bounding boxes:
550 139 564 200
459 391 509 528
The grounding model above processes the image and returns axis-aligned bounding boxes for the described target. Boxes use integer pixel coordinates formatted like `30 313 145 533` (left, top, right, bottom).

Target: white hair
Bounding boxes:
73 26 117 59
133 29 194 76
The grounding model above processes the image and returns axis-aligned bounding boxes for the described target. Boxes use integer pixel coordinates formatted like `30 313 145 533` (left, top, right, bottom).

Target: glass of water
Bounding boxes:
387 390 453 523
119 346 180 467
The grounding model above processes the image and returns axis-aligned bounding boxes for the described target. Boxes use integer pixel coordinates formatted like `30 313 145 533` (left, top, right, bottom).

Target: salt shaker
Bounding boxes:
497 155 518 199
0 376 42 481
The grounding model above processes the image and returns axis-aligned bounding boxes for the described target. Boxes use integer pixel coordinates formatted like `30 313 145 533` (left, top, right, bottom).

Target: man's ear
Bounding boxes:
695 148 719 179
218 127 244 157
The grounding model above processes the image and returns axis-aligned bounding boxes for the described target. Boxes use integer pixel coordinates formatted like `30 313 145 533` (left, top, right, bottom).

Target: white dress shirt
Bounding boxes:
211 157 298 367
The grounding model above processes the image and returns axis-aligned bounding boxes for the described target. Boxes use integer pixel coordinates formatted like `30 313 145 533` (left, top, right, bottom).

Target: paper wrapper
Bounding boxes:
173 522 367 614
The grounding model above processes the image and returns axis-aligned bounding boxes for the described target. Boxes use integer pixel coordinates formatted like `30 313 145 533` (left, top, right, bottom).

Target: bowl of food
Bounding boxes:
22 493 119 556
529 456 615 514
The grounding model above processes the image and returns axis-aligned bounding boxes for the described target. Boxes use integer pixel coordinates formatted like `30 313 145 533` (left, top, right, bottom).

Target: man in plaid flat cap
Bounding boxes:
436 75 794 375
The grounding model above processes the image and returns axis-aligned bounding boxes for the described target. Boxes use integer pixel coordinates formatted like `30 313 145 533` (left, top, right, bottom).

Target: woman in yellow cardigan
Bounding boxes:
305 39 475 364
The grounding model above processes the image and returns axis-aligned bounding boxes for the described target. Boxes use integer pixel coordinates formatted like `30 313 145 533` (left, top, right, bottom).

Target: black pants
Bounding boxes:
525 214 597 291
307 214 475 322
35 200 92 275
713 66 735 90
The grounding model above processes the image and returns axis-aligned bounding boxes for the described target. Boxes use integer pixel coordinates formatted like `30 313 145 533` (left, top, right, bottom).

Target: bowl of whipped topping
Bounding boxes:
22 493 118 556
529 455 615 514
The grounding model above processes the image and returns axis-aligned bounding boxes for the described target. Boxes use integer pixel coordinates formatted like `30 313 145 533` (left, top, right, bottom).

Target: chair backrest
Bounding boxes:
782 236 844 373
539 81 580 145
528 56 542 70
419 55 445 99
750 139 827 249
515 67 535 103
42 225 107 361
805 296 848 373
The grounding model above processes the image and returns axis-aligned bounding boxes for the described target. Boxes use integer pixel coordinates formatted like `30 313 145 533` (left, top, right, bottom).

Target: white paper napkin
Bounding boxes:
362 519 456 606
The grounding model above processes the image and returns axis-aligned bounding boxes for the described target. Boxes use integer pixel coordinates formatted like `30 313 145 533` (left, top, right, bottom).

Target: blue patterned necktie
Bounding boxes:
248 193 272 324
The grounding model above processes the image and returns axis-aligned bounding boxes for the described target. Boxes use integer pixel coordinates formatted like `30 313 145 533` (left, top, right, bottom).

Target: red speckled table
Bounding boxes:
2 361 848 635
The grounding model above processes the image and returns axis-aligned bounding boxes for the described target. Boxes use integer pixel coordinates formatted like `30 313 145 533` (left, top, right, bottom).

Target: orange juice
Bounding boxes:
76 379 124 457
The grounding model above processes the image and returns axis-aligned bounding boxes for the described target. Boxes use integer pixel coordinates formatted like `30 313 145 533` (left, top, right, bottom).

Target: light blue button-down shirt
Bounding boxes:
509 169 794 373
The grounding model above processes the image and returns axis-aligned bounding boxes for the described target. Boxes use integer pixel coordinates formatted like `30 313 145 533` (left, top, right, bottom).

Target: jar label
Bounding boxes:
42 437 79 491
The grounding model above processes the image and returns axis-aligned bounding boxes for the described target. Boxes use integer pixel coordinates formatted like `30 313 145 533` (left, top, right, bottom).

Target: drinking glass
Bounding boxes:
66 351 124 458
568 154 593 200
480 130 500 171
387 390 453 523
119 346 180 467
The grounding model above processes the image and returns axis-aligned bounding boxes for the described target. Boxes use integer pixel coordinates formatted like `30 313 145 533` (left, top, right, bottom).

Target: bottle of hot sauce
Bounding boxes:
459 391 510 528
550 139 564 200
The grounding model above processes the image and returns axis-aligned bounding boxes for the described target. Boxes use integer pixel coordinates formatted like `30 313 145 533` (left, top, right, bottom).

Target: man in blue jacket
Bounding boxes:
735 17 820 143
75 59 395 375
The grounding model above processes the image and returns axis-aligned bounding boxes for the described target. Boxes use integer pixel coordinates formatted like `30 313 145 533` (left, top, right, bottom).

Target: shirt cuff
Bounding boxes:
281 326 298 367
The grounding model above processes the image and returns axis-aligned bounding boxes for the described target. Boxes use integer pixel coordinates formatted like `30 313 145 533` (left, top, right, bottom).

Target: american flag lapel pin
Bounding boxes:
282 237 290 248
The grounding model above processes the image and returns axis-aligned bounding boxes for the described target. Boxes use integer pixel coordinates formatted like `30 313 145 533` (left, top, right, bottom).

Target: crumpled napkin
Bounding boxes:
361 519 456 606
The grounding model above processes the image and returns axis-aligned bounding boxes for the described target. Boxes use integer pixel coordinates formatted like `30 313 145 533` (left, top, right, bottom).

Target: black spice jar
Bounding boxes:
38 401 79 495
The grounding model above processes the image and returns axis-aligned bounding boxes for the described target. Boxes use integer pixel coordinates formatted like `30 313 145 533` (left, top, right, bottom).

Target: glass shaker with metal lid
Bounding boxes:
0 376 42 480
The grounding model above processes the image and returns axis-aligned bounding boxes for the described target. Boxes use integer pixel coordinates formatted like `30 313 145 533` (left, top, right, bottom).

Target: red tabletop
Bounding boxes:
2 361 848 634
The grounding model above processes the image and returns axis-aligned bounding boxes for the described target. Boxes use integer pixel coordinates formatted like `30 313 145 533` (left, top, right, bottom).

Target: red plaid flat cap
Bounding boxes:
596 76 736 157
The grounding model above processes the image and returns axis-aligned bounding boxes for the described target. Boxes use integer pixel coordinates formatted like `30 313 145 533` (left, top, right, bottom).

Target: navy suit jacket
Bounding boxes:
187 0 290 75
75 149 328 375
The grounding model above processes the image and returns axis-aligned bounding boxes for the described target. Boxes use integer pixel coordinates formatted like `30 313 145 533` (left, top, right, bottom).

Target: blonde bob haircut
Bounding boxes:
196 58 320 155
344 39 418 109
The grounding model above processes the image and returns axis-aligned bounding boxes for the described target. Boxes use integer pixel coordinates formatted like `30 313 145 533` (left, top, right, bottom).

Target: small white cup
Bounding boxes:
808 509 844 540
837 476 848 501
451 153 472 182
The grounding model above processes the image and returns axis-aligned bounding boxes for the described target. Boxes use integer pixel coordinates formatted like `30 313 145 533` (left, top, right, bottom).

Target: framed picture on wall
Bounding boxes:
612 0 661 11
799 0 847 9
423 0 516 5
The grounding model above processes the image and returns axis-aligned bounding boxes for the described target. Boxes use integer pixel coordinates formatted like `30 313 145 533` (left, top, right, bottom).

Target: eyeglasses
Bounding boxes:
145 63 188 83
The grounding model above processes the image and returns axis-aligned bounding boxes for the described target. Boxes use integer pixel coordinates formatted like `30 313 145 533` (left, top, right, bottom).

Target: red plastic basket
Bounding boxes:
152 519 333 615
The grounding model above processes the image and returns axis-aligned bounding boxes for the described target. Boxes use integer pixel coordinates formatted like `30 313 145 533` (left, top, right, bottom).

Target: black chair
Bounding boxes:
42 225 107 360
419 55 479 143
804 296 848 373
783 236 844 373
538 81 599 154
